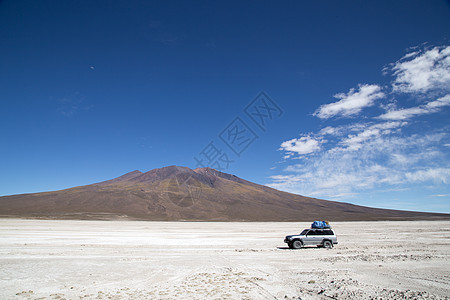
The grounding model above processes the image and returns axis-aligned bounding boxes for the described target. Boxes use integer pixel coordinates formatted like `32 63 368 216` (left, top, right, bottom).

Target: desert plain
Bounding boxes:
0 219 449 299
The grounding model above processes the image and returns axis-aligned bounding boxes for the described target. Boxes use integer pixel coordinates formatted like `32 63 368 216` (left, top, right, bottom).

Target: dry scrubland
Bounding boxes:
0 219 449 299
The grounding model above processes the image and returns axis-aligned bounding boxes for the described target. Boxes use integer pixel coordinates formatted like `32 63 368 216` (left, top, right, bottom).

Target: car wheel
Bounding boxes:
292 240 303 249
323 240 333 249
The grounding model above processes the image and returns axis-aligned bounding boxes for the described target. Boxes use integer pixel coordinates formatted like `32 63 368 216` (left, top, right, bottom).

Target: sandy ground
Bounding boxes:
0 220 449 299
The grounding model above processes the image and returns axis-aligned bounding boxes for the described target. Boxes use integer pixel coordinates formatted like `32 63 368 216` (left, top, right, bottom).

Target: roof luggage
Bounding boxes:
311 220 331 229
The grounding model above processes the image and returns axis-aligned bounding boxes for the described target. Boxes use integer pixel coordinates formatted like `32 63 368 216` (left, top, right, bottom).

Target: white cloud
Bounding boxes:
269 174 303 186
405 168 450 184
391 46 450 93
402 50 420 59
314 84 384 119
379 94 450 120
318 126 339 136
425 94 450 109
339 121 407 151
271 44 450 209
270 128 448 199
279 136 321 155
390 153 412 165
317 123 367 137
379 106 426 120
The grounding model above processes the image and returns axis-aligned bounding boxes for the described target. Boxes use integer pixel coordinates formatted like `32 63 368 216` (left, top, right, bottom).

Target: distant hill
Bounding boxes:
0 166 449 221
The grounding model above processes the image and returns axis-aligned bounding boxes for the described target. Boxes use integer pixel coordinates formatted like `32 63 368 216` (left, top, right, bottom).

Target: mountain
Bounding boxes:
0 166 449 221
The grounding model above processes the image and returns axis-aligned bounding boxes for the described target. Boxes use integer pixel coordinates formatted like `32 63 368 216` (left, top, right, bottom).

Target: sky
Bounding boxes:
1 0 449 213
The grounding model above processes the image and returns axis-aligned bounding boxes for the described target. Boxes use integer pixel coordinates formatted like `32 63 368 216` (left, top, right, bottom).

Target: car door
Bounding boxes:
304 229 319 245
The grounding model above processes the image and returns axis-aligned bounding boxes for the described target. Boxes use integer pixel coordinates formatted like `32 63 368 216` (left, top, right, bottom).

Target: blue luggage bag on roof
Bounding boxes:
311 221 330 229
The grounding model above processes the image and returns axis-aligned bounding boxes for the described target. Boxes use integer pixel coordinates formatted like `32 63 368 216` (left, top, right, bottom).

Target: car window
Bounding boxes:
324 230 334 235
300 229 309 235
307 230 317 236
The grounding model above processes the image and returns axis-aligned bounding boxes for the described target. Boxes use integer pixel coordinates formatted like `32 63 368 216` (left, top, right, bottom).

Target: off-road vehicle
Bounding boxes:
284 228 338 249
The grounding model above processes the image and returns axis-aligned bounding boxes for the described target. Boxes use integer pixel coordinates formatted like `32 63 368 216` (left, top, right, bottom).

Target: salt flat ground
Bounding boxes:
0 220 449 299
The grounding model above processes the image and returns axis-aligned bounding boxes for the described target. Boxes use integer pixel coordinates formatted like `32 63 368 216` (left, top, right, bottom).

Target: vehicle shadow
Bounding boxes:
276 246 321 250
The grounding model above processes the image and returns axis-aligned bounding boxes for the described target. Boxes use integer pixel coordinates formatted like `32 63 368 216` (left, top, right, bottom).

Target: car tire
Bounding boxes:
323 240 333 249
292 240 303 249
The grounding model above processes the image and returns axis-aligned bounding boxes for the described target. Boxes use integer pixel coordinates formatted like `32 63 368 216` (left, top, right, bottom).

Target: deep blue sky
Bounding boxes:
1 1 449 213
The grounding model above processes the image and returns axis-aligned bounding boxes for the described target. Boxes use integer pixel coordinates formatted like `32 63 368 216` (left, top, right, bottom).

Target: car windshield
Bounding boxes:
300 229 309 235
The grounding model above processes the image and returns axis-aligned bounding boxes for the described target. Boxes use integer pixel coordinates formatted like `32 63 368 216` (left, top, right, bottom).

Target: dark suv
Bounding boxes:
284 228 338 249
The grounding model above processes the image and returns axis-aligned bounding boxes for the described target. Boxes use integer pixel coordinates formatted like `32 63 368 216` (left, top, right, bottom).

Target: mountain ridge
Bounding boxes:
0 166 449 221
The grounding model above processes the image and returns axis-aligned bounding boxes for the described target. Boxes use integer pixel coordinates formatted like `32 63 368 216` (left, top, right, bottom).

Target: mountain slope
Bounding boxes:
0 166 449 221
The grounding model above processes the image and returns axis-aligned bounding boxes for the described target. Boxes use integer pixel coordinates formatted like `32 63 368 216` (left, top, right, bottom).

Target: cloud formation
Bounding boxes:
270 129 448 199
339 121 407 151
313 84 384 119
405 168 450 184
279 136 321 156
270 44 450 206
379 94 450 120
391 46 450 93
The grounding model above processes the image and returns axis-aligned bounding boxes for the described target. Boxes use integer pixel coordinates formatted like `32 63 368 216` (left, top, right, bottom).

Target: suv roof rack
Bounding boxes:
310 227 332 230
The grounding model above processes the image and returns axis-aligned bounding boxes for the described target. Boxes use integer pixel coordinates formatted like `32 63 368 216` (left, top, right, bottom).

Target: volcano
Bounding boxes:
0 166 449 221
